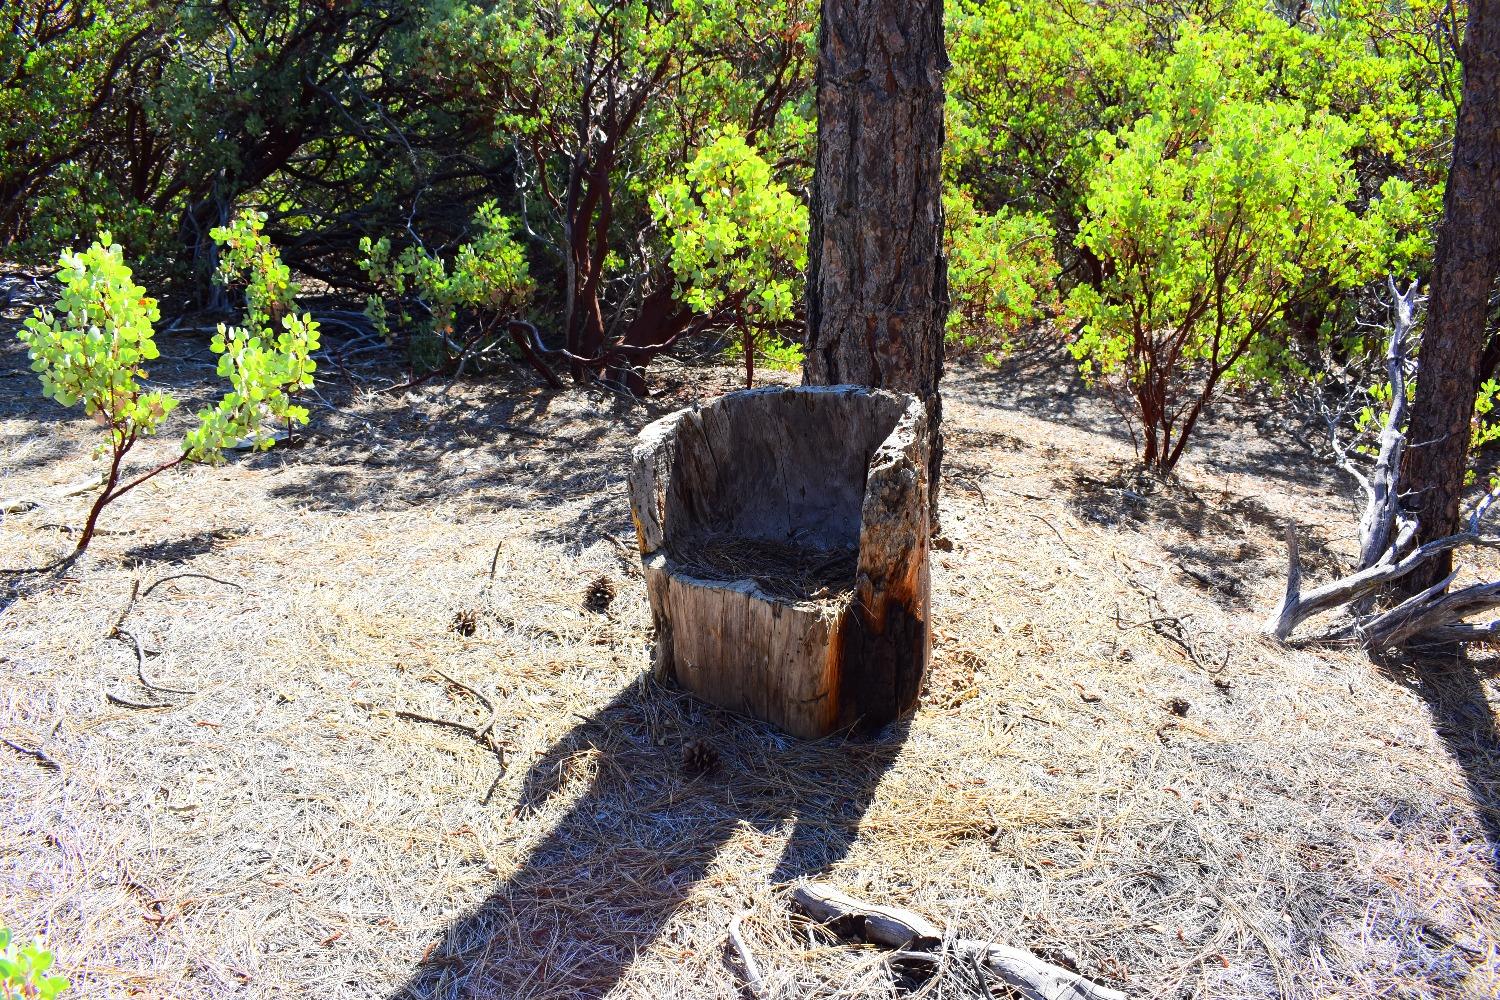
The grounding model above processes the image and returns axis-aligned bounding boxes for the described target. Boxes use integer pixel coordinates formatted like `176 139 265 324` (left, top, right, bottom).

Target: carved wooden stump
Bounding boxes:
627 385 931 739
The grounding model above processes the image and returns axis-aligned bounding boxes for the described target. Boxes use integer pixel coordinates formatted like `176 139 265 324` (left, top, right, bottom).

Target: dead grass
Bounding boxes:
1 294 1497 999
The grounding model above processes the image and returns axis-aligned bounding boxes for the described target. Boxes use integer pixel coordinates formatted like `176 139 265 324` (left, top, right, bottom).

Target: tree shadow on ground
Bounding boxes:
262 373 645 536
1055 462 1296 538
1382 653 1500 885
947 342 1336 496
947 344 1129 442
389 680 907 1000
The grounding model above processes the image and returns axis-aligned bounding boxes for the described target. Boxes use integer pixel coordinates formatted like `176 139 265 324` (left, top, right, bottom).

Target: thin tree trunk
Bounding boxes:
804 0 948 525
1400 0 1500 593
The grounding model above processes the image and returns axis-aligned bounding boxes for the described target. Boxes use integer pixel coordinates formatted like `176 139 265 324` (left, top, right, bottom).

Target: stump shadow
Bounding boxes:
389 680 908 999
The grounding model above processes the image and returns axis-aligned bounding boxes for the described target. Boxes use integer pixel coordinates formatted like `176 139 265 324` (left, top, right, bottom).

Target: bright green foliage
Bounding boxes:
3 0 1476 404
421 0 816 363
945 0 1460 375
1356 374 1500 486
16 224 317 557
211 211 298 335
946 0 1148 228
0 927 69 1000
653 131 806 380
755 337 806 374
947 0 1457 225
943 189 1057 361
1068 35 1372 473
187 211 321 461
19 236 178 452
1474 381 1500 451
359 201 533 355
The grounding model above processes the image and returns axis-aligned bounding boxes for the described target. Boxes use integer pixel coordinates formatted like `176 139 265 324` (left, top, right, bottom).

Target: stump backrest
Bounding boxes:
649 386 908 552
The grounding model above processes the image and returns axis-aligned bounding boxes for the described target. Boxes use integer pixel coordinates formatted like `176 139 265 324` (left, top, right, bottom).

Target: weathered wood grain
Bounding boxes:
628 385 930 738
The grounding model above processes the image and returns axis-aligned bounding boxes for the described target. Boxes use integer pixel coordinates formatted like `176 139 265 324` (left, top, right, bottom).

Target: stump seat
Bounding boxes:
627 385 931 739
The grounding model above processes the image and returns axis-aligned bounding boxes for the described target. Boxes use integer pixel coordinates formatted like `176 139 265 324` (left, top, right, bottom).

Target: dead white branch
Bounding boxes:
1266 525 1500 641
1267 280 1500 649
790 882 1126 1000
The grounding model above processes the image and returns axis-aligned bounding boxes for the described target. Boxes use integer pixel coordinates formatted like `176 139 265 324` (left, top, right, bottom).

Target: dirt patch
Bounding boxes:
0 317 1496 999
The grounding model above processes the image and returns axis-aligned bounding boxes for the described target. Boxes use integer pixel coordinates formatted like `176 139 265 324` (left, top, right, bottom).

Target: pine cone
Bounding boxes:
584 575 617 613
449 608 478 637
681 738 720 776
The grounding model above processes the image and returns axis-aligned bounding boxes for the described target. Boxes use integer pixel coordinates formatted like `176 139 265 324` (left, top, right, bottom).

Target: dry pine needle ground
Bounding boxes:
1 306 1497 999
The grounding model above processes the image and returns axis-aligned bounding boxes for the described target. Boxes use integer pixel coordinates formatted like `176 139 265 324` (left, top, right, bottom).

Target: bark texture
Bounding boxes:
804 0 948 522
628 386 930 739
1400 0 1500 591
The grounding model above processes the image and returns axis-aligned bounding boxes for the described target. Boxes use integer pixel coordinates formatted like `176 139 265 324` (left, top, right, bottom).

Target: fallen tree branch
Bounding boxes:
2 737 62 771
790 883 1126 1000
115 628 196 696
139 572 243 600
1264 524 1500 641
105 692 173 710
396 667 508 803
1267 280 1500 650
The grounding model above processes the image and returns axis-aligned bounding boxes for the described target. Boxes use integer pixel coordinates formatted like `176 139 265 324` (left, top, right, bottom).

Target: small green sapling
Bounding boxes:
16 213 318 564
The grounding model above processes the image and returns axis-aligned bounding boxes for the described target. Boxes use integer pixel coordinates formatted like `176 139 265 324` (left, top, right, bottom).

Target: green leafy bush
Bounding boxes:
1355 368 1500 487
1067 32 1372 474
359 201 533 373
0 927 68 1000
16 217 317 562
943 189 1058 361
652 130 807 385
421 0 816 375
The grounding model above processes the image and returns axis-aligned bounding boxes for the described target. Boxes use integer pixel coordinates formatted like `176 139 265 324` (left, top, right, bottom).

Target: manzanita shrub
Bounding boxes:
17 211 318 563
652 130 807 387
359 200 533 375
943 188 1058 362
1065 28 1388 475
0 927 68 1000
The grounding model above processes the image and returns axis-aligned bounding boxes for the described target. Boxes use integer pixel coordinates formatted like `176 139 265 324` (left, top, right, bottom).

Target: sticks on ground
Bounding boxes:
790 882 1126 1000
398 667 509 804
726 911 765 999
104 572 243 699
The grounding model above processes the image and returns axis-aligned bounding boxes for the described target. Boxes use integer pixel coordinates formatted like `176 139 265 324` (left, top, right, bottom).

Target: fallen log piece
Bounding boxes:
790 883 1126 1000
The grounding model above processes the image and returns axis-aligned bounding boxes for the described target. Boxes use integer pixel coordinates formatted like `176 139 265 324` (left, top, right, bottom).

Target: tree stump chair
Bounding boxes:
627 385 931 739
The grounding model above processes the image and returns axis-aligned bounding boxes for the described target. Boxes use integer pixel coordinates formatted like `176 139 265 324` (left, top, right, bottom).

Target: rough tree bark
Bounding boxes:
804 0 948 524
1399 0 1500 593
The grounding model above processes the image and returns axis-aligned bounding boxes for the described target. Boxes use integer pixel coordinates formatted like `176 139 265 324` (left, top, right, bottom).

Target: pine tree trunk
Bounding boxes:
804 0 948 525
1400 0 1500 593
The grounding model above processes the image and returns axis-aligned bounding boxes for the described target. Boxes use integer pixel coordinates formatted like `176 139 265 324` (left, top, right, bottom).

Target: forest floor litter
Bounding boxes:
1 309 1497 999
